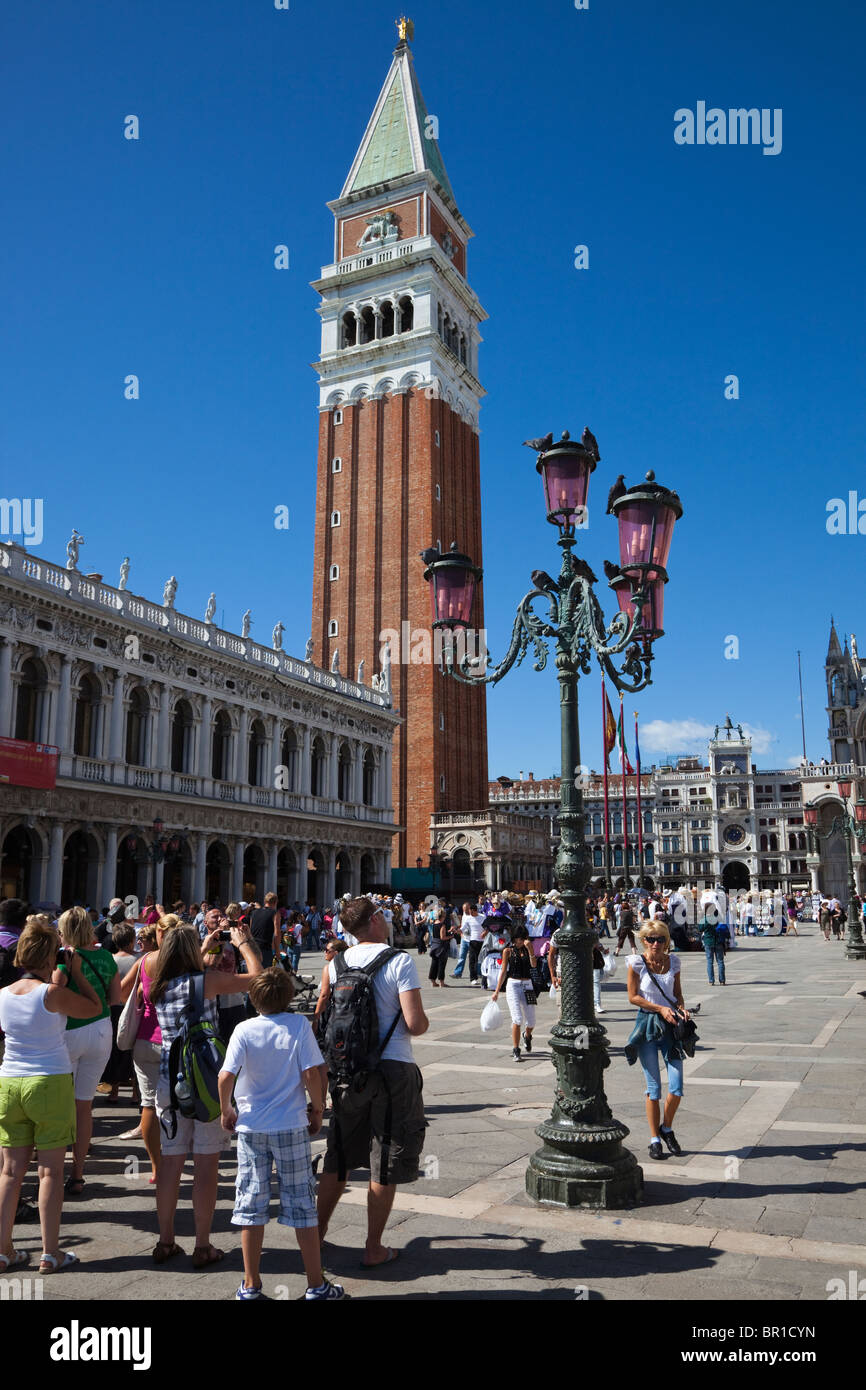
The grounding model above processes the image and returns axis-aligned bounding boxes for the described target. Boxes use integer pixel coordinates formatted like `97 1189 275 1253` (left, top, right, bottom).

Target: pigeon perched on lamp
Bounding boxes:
606 474 627 514
522 432 554 453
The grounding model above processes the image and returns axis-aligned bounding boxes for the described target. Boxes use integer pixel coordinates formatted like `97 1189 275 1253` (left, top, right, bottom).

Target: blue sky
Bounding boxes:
3 0 865 779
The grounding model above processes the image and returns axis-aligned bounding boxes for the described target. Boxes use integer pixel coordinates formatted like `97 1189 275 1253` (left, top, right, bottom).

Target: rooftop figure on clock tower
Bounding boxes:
310 21 488 870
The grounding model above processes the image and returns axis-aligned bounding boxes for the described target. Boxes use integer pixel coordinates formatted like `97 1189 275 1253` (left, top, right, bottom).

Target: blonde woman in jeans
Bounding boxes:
0 919 101 1273
58 907 122 1197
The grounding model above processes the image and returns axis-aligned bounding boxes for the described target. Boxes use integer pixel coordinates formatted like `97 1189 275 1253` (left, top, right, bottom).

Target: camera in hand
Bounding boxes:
219 930 232 941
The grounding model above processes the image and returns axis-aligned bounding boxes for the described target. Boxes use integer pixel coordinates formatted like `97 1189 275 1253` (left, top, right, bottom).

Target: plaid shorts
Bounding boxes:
231 1127 318 1229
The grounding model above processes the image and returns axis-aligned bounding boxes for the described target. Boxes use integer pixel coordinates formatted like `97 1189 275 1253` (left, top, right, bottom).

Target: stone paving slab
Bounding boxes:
9 932 864 1303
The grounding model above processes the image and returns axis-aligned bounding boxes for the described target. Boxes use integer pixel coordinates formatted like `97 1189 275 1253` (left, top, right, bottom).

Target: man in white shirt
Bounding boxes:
316 897 429 1269
463 903 487 985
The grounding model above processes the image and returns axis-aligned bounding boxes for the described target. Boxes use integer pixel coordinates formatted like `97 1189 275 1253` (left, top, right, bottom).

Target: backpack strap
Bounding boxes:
359 946 401 980
188 970 206 1022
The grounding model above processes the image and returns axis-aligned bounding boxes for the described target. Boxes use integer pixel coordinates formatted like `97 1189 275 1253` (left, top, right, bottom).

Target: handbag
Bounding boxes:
524 987 538 1007
116 958 145 1051
640 957 699 1048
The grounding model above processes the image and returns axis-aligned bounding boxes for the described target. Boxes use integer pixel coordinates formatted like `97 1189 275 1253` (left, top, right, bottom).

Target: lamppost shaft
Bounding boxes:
525 564 643 1208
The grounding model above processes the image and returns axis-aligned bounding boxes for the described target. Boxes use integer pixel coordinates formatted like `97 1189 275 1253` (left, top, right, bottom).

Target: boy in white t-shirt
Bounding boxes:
218 967 346 1302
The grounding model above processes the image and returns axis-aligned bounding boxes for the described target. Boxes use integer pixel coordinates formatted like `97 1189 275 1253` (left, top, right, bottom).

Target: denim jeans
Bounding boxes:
598 921 612 938
704 941 726 984
593 968 603 1009
452 939 470 976
636 1039 684 1099
288 943 302 972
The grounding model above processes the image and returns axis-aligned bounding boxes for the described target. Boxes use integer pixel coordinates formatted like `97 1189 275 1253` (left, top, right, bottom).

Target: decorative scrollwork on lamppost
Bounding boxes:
804 790 866 960
420 429 683 1208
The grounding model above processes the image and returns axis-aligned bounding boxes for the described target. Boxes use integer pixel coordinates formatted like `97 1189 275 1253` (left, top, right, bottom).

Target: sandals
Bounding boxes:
192 1244 225 1269
0 1250 29 1272
40 1250 80 1273
152 1241 185 1264
64 1176 86 1197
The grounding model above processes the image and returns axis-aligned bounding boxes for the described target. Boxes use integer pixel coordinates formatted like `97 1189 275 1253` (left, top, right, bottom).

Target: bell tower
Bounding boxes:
310 22 489 871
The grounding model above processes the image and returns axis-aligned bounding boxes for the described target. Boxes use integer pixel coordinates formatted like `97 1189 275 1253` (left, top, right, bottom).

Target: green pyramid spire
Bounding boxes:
343 35 456 205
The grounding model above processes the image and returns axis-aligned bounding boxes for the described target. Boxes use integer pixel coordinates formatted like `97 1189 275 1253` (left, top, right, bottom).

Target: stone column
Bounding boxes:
351 852 362 895
0 640 14 737
101 826 118 905
352 744 363 805
295 843 309 905
198 695 212 778
108 671 126 762
152 852 165 906
156 684 171 769
267 841 279 895
328 736 339 801
233 841 245 899
301 726 312 794
234 709 249 788
270 720 282 793
324 845 337 907
46 822 65 907
51 654 72 751
194 834 207 900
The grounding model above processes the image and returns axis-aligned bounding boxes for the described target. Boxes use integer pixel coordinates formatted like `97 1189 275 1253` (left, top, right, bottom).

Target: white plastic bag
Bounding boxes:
480 998 503 1033
548 985 558 1006
602 953 617 976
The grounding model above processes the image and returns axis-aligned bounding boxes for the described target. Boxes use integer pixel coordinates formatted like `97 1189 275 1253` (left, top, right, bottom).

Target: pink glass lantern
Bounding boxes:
610 471 683 574
536 433 597 532
803 804 818 828
855 799 866 823
421 543 482 629
610 572 666 637
838 779 852 800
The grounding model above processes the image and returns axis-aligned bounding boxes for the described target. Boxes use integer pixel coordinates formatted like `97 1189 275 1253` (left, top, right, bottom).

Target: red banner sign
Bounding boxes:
0 738 59 790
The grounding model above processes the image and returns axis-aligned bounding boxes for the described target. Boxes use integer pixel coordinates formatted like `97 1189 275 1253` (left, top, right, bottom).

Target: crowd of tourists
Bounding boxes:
0 879 857 1297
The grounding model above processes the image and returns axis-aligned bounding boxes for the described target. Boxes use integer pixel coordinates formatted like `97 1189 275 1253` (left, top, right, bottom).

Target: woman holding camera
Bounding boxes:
147 921 262 1267
625 921 692 1161
58 906 122 1197
0 918 102 1273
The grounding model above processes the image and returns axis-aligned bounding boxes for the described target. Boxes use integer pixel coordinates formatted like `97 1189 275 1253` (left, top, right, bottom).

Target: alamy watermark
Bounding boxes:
0 497 43 547
674 104 782 156
379 622 488 671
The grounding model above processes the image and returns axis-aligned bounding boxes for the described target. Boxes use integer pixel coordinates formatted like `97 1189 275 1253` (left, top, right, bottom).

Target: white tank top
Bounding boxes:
0 983 72 1076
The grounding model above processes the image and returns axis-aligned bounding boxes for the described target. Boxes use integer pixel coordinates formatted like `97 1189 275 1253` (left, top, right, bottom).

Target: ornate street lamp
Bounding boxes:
804 797 866 960
421 428 683 1208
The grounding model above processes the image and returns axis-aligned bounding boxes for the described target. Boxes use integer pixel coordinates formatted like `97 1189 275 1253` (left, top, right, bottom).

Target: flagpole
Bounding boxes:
620 694 630 889
635 710 644 889
602 675 612 892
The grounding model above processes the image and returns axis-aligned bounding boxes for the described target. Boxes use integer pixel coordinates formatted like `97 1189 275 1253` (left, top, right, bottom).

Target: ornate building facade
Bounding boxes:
487 676 863 902
0 542 398 910
310 28 488 871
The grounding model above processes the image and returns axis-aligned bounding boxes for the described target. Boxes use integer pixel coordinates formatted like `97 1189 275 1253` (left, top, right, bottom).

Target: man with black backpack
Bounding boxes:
316 896 429 1269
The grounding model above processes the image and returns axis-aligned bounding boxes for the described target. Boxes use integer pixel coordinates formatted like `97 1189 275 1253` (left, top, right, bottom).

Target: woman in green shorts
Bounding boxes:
0 917 101 1273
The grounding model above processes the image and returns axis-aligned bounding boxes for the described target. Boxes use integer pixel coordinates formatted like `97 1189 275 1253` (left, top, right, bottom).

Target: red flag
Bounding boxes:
602 679 617 769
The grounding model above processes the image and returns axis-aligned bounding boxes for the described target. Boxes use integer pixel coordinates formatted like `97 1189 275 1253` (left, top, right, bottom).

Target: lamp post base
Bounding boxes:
526 1125 644 1209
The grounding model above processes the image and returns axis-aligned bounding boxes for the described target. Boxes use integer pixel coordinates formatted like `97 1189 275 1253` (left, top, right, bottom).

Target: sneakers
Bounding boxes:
236 1284 270 1301
523 1031 532 1053
512 1046 521 1062
648 1139 667 1161
305 1278 347 1301
596 1006 605 1014
659 1126 682 1156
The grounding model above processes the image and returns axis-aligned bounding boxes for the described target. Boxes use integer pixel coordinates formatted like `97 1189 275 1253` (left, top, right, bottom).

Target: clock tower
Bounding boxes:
310 23 489 872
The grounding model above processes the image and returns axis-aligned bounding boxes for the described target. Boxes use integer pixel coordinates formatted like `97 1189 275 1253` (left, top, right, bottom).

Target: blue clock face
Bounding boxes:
724 824 746 846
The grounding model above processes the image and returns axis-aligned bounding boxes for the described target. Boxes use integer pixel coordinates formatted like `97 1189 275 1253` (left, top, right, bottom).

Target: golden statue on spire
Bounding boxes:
396 15 414 43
